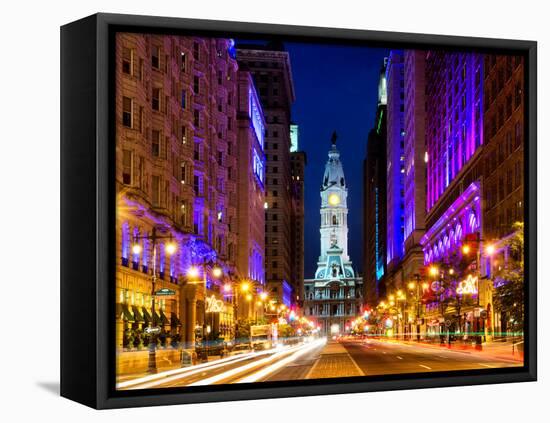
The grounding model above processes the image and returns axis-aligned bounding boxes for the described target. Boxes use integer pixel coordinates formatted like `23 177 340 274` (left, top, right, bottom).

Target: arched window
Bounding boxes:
469 211 478 232
332 215 338 225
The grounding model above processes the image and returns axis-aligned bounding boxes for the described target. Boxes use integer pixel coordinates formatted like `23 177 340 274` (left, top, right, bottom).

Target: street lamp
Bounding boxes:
131 227 177 374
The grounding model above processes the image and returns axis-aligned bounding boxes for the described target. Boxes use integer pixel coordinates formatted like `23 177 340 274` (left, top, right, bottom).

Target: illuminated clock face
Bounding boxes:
328 193 340 206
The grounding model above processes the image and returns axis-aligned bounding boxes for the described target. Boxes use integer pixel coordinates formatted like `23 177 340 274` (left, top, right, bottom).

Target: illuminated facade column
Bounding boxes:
182 284 197 348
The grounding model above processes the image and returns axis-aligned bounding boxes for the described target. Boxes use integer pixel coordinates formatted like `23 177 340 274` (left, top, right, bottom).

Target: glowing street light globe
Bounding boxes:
165 241 177 255
131 243 142 255
212 266 223 278
328 193 340 206
187 266 199 278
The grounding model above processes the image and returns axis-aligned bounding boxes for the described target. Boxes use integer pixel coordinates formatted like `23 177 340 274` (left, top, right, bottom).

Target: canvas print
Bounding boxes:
114 33 525 390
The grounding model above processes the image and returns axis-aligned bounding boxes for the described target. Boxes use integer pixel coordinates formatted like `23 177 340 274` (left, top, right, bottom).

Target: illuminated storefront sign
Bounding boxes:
456 274 478 295
206 295 226 313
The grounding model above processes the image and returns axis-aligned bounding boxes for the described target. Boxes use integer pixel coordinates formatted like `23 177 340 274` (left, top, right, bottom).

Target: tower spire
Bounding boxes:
331 131 338 146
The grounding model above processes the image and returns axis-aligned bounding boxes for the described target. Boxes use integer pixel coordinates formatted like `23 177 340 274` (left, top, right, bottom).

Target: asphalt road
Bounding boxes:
341 339 521 375
118 337 521 390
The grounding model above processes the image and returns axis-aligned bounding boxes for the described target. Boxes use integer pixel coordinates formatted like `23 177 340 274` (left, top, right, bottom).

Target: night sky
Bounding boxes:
237 39 389 278
285 42 389 277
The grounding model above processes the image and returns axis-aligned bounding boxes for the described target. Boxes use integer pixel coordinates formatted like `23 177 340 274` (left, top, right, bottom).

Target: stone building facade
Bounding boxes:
115 33 255 360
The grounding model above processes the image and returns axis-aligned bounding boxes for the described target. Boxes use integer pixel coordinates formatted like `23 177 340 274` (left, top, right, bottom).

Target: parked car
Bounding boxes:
227 344 251 356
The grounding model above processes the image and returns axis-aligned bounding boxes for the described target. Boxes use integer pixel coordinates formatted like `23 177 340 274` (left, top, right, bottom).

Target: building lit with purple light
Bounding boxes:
385 50 405 289
422 51 484 264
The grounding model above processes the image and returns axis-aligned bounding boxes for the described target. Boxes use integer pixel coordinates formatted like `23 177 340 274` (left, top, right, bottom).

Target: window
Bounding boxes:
193 42 199 60
181 90 186 110
122 97 133 128
193 142 201 161
180 52 186 72
152 130 160 157
181 126 187 144
152 175 160 206
193 174 202 196
180 163 187 184
122 47 133 75
193 76 200 94
152 45 160 69
122 150 133 184
194 109 200 127
152 88 161 111
138 59 144 81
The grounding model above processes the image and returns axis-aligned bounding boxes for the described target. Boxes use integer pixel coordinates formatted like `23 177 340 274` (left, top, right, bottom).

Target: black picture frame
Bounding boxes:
61 12 537 409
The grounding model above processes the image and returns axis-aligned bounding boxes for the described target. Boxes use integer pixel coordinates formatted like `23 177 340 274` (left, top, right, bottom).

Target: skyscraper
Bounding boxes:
290 125 307 307
385 50 406 292
363 58 388 304
237 43 299 307
236 70 267 318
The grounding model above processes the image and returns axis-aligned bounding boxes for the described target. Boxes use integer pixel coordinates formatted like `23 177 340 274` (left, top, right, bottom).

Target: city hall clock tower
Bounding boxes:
319 132 350 264
303 133 363 335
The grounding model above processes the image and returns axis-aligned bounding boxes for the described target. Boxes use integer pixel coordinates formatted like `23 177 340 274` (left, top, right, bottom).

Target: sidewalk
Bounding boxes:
306 341 364 379
376 337 523 363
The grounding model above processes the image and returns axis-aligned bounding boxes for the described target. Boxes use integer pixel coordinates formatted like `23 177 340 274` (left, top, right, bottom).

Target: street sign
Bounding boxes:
480 310 488 320
145 326 161 334
445 320 452 328
155 288 176 296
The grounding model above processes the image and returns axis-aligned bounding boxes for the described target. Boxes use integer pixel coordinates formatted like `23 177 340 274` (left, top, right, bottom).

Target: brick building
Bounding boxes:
115 34 254 365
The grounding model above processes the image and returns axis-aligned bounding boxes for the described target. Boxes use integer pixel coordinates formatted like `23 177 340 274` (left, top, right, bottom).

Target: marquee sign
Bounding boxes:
205 295 226 313
456 274 478 295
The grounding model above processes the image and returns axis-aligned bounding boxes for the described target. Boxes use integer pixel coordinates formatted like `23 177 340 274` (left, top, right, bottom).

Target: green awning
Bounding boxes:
170 312 181 326
142 307 152 323
159 310 169 325
117 303 134 321
152 310 161 325
132 306 144 323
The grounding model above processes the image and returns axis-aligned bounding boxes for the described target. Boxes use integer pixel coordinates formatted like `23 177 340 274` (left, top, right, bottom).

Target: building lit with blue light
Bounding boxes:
385 50 406 290
363 57 388 304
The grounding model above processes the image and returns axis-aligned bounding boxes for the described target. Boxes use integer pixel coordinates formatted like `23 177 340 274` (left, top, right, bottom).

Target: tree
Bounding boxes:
492 222 524 333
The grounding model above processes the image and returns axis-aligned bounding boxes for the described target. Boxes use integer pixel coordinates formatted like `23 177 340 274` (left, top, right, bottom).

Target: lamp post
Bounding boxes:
131 227 177 374
462 240 495 344
186 258 223 363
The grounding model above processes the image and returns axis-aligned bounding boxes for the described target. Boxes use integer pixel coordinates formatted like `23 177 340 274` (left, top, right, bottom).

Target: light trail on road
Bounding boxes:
188 339 325 386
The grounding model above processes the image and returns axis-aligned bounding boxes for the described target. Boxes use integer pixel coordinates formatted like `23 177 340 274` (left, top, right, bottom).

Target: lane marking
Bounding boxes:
348 351 366 377
419 364 432 370
396 356 403 360
382 351 387 354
